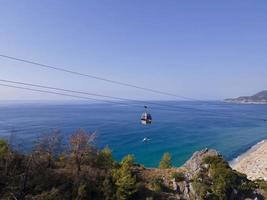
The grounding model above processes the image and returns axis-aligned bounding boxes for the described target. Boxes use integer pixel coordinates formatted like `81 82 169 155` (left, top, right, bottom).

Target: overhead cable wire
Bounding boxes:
0 81 265 122
0 79 215 113
0 83 195 113
0 79 249 116
0 54 202 101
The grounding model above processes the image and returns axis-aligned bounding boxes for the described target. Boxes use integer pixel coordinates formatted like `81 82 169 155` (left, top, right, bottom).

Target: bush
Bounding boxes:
203 155 228 167
151 177 164 192
0 139 9 158
102 175 116 200
192 180 211 199
121 154 135 167
171 172 185 182
201 155 257 200
96 146 114 168
159 152 172 169
255 180 267 198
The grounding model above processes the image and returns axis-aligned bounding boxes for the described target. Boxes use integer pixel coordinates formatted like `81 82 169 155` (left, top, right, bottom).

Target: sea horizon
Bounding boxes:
0 100 266 167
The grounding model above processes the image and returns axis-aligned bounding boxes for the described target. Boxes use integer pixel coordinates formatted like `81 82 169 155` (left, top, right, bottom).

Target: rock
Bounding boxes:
172 178 178 191
184 148 219 174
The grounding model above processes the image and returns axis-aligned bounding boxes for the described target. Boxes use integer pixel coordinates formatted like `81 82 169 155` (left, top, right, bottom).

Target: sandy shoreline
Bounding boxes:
230 140 267 181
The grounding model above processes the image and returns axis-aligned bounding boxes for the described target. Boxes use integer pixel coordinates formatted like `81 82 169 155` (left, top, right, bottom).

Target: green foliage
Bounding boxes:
96 146 114 168
114 169 137 199
194 156 256 200
151 177 164 192
111 154 137 200
203 155 228 167
192 180 211 200
102 175 116 200
209 158 241 199
76 183 89 200
255 180 267 198
121 154 135 167
0 130 263 200
171 171 185 182
0 139 9 158
159 152 172 169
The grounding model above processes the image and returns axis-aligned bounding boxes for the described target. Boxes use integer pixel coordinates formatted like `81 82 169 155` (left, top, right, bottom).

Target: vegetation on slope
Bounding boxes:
191 155 259 199
0 129 266 200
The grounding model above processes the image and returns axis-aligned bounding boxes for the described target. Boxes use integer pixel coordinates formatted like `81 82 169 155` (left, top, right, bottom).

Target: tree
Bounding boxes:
69 129 96 173
102 175 116 200
159 152 172 169
112 155 137 200
96 146 114 169
34 130 63 167
121 154 135 167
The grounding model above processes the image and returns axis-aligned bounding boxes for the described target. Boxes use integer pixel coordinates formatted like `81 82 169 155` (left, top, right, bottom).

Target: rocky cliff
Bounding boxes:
133 148 264 200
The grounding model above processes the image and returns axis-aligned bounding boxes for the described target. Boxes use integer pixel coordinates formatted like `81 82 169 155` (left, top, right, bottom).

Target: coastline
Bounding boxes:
230 139 267 181
224 100 267 105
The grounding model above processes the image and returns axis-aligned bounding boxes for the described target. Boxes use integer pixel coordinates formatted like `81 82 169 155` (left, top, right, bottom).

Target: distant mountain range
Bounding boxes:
224 90 267 104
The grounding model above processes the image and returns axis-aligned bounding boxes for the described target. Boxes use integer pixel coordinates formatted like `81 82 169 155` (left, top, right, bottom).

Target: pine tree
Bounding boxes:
112 155 137 200
102 175 116 200
159 152 172 169
96 146 114 169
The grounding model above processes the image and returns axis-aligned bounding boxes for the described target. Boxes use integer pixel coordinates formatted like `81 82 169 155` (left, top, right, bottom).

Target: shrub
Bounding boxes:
102 175 116 200
96 146 114 168
255 180 267 199
202 155 257 200
203 155 229 167
151 177 164 192
192 180 210 199
121 154 135 167
171 172 185 182
0 139 9 158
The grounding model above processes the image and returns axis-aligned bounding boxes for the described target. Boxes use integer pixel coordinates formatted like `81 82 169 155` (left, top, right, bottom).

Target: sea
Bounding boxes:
0 101 266 168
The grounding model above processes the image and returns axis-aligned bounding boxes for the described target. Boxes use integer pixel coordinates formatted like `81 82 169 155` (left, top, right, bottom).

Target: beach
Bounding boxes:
231 140 267 181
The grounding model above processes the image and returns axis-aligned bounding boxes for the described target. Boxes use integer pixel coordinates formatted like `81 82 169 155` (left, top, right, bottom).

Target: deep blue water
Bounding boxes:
0 101 266 167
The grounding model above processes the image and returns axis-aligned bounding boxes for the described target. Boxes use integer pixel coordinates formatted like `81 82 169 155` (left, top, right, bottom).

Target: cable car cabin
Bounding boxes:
141 112 152 125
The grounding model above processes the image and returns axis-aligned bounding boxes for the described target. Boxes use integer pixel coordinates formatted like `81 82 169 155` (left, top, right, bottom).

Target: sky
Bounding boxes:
0 0 267 101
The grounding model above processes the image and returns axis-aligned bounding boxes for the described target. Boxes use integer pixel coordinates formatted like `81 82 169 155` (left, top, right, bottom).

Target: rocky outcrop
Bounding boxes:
135 148 265 200
184 148 218 173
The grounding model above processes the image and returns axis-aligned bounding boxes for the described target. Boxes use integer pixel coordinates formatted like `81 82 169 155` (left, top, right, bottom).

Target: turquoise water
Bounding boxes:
0 101 266 167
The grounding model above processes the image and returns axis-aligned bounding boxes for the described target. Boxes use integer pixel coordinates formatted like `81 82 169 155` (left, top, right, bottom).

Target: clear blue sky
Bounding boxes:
1 0 267 101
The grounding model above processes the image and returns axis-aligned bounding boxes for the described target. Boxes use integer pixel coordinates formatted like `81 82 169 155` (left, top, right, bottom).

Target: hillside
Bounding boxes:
0 130 267 200
225 90 267 104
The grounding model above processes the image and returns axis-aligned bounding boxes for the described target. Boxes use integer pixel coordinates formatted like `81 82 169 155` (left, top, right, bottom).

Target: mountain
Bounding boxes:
225 90 267 104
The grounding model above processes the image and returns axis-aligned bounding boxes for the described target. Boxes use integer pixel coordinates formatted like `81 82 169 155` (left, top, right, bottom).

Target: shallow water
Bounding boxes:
0 101 266 167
